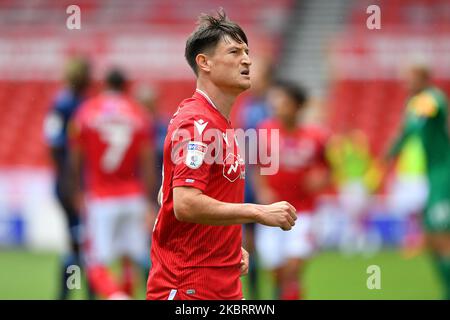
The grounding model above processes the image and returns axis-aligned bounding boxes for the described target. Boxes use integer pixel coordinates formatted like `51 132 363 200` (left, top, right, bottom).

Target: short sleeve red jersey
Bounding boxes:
258 119 329 212
147 90 245 300
70 92 152 198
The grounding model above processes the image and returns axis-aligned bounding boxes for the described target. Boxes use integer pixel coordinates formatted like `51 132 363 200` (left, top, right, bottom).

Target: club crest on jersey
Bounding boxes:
185 141 207 169
223 153 245 182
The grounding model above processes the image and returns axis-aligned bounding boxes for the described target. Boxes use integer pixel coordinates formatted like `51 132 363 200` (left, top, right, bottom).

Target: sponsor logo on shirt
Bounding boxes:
194 119 208 135
185 141 207 169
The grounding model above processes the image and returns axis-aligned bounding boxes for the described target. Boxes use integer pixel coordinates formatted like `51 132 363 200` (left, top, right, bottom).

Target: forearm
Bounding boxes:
388 119 424 159
49 147 65 176
387 133 405 159
139 143 158 207
252 169 275 204
252 167 267 192
143 172 157 206
67 147 83 212
174 188 259 225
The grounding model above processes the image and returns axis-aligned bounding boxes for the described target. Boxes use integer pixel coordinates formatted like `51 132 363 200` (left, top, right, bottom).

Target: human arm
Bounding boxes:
65 110 86 214
140 142 158 206
387 92 439 159
240 247 249 276
252 168 277 204
139 141 159 230
67 142 84 213
173 186 297 231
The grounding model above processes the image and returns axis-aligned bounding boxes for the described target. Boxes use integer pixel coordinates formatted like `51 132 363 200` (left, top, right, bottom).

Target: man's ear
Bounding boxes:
196 54 211 73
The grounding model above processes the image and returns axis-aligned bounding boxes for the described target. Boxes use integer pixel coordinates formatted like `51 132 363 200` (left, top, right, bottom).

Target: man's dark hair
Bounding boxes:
273 80 308 107
105 68 127 92
185 9 248 75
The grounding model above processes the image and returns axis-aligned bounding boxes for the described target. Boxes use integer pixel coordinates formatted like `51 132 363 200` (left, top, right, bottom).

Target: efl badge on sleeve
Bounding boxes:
185 141 207 169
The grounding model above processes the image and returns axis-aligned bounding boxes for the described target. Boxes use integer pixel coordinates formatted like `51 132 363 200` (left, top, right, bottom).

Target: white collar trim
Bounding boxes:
196 89 218 110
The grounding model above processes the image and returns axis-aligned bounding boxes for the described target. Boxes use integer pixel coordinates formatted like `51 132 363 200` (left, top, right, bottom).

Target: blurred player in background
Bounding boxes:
43 56 92 300
387 63 450 299
386 128 428 257
69 69 157 299
254 81 330 300
326 129 376 255
236 57 274 299
134 84 168 193
134 85 167 238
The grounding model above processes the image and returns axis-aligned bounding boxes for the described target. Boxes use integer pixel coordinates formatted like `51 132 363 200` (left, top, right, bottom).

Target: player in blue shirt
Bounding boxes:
43 56 92 299
236 58 273 299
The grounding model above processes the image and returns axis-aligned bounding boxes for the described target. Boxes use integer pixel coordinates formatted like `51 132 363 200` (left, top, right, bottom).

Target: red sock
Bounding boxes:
280 281 301 300
121 258 134 296
87 265 122 298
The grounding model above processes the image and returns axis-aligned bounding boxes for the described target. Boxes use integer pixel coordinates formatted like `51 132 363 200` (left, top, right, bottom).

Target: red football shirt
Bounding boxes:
70 92 152 198
258 119 329 212
147 90 245 300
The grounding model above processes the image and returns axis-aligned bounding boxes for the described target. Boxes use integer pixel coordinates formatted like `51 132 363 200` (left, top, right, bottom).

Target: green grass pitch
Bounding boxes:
0 249 443 299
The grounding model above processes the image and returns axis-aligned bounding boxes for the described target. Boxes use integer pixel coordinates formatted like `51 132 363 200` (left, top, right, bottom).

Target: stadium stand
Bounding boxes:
328 0 450 156
0 0 295 168
280 0 450 156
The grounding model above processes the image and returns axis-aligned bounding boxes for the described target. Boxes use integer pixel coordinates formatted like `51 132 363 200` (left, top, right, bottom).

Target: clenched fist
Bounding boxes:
253 201 297 231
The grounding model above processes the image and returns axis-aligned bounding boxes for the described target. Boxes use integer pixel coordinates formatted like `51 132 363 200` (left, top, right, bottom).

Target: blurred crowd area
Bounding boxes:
0 0 449 258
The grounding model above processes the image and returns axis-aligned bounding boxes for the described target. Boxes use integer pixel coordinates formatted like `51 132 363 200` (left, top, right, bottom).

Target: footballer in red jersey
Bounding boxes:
254 81 330 300
69 69 156 299
146 10 297 300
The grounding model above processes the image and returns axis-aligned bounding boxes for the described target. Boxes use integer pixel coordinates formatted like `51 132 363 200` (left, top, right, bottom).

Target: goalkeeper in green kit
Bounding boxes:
387 63 450 299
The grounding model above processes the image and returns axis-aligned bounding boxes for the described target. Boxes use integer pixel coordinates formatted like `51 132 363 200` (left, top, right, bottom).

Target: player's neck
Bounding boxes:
196 81 237 120
412 84 430 96
281 119 297 131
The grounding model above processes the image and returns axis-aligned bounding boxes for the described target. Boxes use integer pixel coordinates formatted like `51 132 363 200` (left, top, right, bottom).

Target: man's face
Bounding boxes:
73 71 91 92
206 36 252 93
268 87 300 124
404 67 428 95
250 58 271 97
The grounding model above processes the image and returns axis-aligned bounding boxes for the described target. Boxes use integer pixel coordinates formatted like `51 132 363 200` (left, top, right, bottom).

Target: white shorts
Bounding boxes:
338 181 370 217
255 213 315 270
387 175 428 217
84 194 150 266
